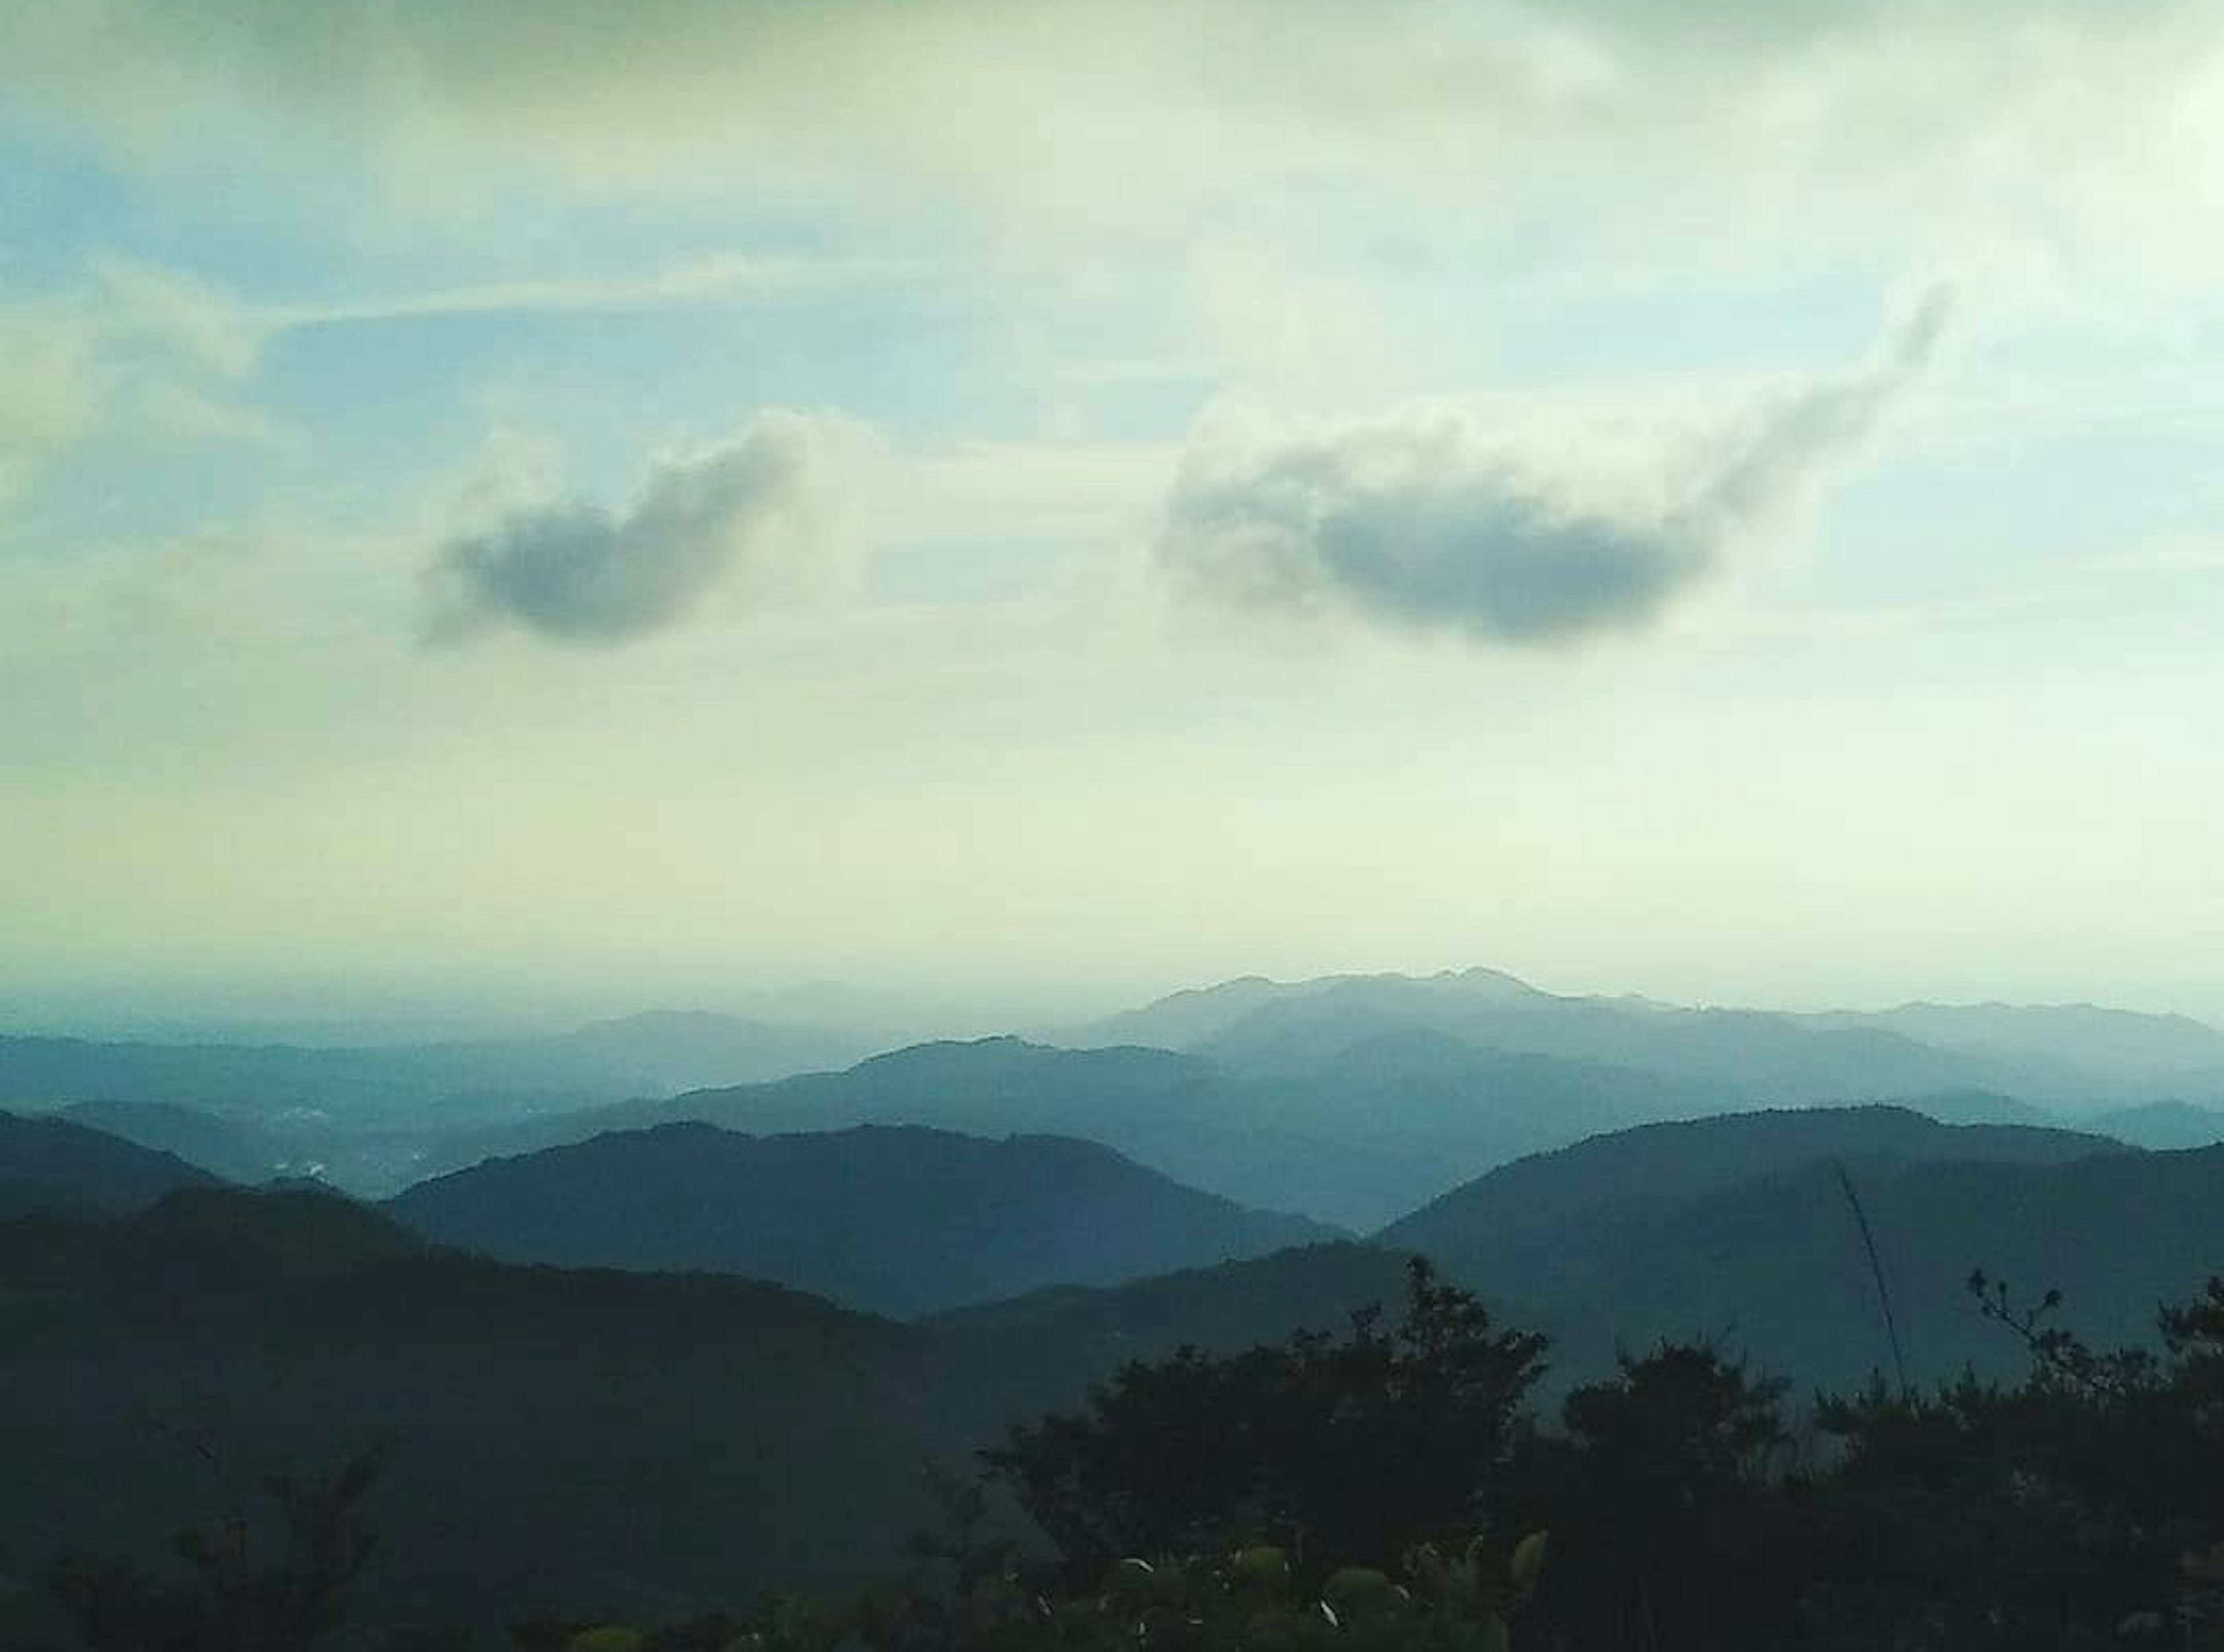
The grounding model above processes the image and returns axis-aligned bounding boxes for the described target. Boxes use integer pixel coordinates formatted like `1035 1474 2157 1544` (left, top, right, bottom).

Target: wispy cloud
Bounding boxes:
273 251 948 331
422 410 871 648
1158 292 1950 646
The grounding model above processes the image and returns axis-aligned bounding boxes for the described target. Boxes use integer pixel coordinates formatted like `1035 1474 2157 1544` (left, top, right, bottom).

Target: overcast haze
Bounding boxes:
5 1 2222 1027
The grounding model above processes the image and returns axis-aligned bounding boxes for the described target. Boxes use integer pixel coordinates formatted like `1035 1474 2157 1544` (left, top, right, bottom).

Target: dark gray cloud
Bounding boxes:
1158 293 1949 647
423 411 842 646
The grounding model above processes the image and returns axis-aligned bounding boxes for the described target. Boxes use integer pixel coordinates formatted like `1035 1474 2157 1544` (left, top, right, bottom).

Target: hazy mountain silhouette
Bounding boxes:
2072 1099 2224 1150
0 1109 219 1216
387 1121 1338 1316
1064 967 1549 1052
1801 1000 2224 1088
1069 968 2224 1103
0 1012 883 1127
0 1013 912 1200
418 1035 1742 1229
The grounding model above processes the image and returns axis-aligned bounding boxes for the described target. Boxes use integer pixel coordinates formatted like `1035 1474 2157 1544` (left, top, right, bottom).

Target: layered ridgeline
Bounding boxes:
1067 967 2224 1105
899 1107 2220 1415
19 971 2224 1222
0 1109 218 1216
6 1103 2222 1630
0 1012 902 1192
411 971 2224 1229
386 1121 1337 1317
416 1036 1733 1230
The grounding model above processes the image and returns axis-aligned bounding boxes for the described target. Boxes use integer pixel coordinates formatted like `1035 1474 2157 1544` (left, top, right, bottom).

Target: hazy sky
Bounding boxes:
5 1 2223 1027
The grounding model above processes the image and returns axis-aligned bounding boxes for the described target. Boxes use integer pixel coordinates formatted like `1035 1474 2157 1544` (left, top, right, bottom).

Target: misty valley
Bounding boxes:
3 967 2221 1650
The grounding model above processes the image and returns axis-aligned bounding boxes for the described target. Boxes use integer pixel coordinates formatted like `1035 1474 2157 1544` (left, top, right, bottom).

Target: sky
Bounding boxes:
3 0 2223 1030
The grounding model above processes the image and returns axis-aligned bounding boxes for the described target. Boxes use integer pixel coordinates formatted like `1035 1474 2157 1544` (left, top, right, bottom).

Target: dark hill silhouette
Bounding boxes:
1376 1107 2214 1391
1380 1105 2125 1274
387 1121 1338 1317
0 1109 218 1216
0 1187 936 1625
920 1242 1424 1438
1570 1142 2224 1391
57 1098 277 1182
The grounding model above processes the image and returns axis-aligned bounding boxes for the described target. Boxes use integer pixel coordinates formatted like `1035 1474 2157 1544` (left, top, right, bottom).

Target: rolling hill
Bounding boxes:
416 1035 1740 1229
0 1187 939 1628
387 1121 1339 1317
0 1109 220 1216
1377 1107 2221 1391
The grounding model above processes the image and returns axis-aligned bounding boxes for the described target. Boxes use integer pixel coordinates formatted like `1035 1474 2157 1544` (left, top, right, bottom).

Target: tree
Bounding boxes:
1509 1340 1816 1651
45 1449 381 1652
982 1256 1548 1577
1802 1274 2224 1649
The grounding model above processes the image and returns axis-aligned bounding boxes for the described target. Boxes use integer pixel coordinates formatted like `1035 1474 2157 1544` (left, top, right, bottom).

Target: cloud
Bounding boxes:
1157 293 1948 646
8 1 2221 279
423 410 867 647
272 251 945 331
0 261 291 524
0 316 93 516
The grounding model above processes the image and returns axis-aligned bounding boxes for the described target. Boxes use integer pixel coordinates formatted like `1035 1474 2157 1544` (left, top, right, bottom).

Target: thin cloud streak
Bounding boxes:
272 251 952 331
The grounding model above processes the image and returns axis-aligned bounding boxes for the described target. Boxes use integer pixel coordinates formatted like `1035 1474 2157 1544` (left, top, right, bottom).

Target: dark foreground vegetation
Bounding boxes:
13 1256 2222 1652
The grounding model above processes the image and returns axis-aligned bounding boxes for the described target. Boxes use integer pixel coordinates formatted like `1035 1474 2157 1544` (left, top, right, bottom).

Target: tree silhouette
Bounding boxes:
983 1256 1547 1577
45 1448 381 1652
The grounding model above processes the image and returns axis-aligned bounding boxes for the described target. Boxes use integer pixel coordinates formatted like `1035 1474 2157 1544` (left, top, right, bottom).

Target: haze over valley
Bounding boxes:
6 2 2223 1644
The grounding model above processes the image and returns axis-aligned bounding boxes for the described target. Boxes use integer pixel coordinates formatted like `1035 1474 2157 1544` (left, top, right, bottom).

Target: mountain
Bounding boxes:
0 1109 219 1216
1537 1145 2224 1393
921 1242 1426 1437
56 1099 281 1182
1885 1089 2055 1127
2074 1099 2224 1151
0 1013 912 1199
0 1188 938 1627
1377 1108 2215 1392
0 1013 891 1127
1197 982 2017 1098
1381 1106 2127 1277
1069 969 2224 1105
1063 967 1551 1054
543 1010 892 1091
387 1121 1337 1317
415 1039 1229 1176
1806 1000 2224 1091
417 1034 1743 1229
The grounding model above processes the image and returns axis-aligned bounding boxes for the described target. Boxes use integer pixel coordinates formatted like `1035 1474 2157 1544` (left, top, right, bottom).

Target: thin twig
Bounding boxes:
1832 1159 1910 1400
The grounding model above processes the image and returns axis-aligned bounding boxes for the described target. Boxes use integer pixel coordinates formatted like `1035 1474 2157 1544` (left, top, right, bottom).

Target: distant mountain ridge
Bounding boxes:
0 1012 888 1124
417 1034 1739 1229
1068 967 2224 1104
387 1120 1338 1317
0 1109 218 1216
